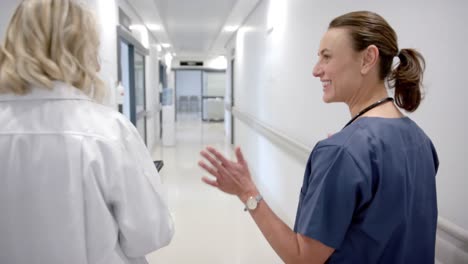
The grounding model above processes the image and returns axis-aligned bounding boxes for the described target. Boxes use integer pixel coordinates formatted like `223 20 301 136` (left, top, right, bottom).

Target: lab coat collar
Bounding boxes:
0 81 94 102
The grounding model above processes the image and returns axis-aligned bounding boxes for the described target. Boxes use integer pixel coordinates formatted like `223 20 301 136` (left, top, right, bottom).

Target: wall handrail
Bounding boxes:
438 217 468 243
232 107 311 162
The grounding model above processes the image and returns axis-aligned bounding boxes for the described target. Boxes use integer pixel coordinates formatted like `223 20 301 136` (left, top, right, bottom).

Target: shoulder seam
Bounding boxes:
313 143 368 181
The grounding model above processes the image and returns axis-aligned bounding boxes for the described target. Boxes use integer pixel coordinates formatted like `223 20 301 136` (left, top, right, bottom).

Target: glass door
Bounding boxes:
117 35 148 145
202 71 226 122
118 40 131 120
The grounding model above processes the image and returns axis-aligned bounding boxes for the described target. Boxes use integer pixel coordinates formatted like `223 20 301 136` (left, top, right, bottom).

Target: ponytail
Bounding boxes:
389 49 425 112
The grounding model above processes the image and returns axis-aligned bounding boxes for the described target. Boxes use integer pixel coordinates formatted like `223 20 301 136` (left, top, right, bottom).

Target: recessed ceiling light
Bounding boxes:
129 24 144 30
146 24 162 31
224 26 238 32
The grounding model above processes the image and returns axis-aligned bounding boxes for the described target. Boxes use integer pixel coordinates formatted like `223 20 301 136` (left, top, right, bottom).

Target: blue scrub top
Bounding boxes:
294 117 439 264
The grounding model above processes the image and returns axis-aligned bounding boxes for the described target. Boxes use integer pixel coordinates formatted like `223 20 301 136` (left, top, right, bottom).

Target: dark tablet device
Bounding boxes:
153 160 164 172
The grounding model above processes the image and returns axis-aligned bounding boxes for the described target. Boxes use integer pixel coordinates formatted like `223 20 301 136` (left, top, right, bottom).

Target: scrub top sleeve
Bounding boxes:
295 146 366 249
111 125 174 258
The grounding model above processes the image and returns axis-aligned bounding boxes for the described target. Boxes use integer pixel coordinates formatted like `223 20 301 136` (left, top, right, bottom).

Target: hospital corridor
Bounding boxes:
146 114 281 263
0 0 467 263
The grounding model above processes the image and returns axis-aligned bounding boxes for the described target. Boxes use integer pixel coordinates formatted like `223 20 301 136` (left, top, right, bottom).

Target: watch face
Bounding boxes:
247 197 257 210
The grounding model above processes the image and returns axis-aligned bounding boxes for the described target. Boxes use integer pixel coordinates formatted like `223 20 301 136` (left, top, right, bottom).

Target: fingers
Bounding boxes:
199 146 253 197
235 147 247 167
206 147 232 168
200 150 220 167
200 150 231 176
201 176 219 187
198 160 219 177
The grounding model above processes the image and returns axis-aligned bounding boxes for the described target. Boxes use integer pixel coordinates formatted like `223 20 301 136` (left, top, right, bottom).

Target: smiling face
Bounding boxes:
313 28 363 103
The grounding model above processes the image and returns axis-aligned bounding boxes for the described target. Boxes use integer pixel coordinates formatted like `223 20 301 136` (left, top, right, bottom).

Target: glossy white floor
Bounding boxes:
148 114 282 264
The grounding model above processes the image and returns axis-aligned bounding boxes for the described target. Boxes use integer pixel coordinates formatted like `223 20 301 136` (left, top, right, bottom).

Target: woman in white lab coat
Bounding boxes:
0 1 173 263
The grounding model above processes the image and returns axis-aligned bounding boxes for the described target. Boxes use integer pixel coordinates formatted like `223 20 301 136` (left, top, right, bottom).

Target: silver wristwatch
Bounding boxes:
244 194 263 211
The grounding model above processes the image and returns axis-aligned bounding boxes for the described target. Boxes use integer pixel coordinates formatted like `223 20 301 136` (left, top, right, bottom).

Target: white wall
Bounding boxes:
225 60 233 143
86 0 119 108
0 1 19 42
229 0 468 262
117 0 147 42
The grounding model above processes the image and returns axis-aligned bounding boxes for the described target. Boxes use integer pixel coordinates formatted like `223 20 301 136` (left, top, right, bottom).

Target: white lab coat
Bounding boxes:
0 82 174 264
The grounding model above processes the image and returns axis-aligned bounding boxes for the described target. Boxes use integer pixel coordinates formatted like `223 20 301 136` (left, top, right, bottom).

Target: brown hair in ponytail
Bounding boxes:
389 49 425 112
329 11 425 112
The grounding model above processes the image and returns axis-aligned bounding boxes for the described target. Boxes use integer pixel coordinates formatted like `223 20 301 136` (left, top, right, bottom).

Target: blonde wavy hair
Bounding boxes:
0 0 105 101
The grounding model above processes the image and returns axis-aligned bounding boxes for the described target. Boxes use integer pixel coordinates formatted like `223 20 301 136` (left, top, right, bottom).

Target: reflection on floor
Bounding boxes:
148 113 281 264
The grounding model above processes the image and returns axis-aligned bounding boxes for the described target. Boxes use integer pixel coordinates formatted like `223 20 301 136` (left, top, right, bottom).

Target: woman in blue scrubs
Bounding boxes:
199 11 438 263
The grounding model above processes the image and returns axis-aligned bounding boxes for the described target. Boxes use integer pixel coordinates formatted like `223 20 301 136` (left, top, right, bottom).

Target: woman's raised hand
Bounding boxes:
198 146 258 200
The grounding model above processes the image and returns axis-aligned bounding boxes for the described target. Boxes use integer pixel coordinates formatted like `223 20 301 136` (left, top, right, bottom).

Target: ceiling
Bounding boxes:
126 0 261 60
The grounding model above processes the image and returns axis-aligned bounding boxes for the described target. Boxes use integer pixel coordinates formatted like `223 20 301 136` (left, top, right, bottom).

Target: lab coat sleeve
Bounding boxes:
107 124 174 258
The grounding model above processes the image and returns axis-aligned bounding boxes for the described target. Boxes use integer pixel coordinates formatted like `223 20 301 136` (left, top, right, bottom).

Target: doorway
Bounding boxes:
117 27 149 145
